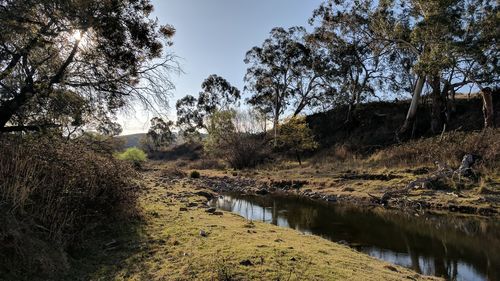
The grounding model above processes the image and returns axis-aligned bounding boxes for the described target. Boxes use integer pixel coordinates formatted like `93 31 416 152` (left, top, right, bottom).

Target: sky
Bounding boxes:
119 0 323 135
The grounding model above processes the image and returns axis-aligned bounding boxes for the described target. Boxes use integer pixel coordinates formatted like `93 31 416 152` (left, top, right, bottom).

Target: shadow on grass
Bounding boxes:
65 215 156 281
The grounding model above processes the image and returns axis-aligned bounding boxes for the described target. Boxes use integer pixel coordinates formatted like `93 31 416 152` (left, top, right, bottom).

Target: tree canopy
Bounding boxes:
176 74 241 139
0 0 178 134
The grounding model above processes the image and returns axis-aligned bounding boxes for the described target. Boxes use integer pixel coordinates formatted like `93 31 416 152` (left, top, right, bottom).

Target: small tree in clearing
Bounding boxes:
276 116 318 165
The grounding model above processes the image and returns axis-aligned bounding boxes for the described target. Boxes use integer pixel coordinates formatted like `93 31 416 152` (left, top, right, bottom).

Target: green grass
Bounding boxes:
67 167 439 281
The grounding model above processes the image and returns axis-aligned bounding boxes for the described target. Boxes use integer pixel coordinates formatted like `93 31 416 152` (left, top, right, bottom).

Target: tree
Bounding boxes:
176 75 241 140
204 110 237 155
311 0 499 137
0 0 177 133
175 95 203 141
198 74 241 114
276 116 318 165
142 117 175 152
310 2 400 124
244 27 331 143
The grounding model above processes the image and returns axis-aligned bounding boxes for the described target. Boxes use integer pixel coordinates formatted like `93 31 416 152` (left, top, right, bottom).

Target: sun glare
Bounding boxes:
72 30 82 41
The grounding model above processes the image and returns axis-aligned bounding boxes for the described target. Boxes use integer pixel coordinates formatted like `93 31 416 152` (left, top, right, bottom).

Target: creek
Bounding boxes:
210 193 499 281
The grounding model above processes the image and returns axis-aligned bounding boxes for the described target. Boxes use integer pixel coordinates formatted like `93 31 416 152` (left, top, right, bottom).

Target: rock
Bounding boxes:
212 211 223 216
239 259 253 266
290 257 297 262
205 207 216 213
383 265 399 272
195 191 215 200
256 188 269 195
199 230 208 237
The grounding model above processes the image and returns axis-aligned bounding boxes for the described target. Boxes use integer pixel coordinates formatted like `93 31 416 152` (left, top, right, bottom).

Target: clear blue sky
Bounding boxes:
120 0 323 135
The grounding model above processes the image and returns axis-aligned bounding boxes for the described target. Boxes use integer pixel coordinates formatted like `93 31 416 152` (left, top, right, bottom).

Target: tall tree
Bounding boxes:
244 27 330 143
175 95 203 140
176 75 240 139
0 0 177 132
310 1 400 124
145 117 175 151
198 74 241 114
312 0 499 136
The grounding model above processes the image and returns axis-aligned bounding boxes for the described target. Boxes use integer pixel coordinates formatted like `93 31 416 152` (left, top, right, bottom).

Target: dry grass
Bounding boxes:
368 129 500 169
0 135 138 279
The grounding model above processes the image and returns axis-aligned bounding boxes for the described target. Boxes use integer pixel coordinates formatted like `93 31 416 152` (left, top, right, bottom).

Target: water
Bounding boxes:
210 193 500 281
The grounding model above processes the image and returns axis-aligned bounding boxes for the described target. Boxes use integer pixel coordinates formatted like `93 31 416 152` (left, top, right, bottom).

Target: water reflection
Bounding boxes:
210 194 500 281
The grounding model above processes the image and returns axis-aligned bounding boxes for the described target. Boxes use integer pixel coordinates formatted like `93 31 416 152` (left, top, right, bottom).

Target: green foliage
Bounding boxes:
204 110 237 155
141 117 176 153
190 170 201 178
276 116 318 165
116 147 147 167
176 75 241 140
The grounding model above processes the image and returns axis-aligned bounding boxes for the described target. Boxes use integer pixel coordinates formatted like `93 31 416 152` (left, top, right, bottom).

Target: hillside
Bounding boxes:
117 133 146 148
307 93 500 153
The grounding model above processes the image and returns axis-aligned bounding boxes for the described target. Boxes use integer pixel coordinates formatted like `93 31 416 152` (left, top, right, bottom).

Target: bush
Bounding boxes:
116 147 147 168
190 170 201 178
204 110 270 169
0 135 137 278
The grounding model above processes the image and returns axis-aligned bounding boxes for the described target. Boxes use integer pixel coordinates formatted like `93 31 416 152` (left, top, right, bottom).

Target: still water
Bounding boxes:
210 193 499 281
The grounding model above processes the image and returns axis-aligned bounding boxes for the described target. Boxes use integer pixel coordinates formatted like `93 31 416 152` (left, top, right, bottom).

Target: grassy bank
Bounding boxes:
69 165 439 281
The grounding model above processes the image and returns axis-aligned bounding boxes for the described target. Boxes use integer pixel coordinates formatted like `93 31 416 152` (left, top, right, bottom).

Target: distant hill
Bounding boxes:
117 133 146 149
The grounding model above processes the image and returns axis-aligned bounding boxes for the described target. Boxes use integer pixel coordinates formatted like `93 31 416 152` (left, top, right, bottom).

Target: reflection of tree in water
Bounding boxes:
216 194 499 281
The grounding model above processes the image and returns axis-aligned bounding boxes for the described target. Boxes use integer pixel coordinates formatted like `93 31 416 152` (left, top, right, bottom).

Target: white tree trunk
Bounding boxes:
406 75 426 121
481 87 495 128
400 75 426 135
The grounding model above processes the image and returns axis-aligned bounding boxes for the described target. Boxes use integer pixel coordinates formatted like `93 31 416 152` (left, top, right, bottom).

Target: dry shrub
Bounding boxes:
223 135 270 170
369 129 500 169
188 158 226 170
309 144 359 168
160 166 187 178
0 135 137 278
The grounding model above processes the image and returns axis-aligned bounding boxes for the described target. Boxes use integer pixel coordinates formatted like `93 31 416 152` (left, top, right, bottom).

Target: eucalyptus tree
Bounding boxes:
310 1 402 124
0 0 177 133
176 74 241 140
198 74 241 114
244 27 330 142
175 95 203 140
312 0 499 136
145 117 175 151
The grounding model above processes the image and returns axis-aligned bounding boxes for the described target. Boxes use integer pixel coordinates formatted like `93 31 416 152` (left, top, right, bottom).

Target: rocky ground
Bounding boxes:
181 163 500 218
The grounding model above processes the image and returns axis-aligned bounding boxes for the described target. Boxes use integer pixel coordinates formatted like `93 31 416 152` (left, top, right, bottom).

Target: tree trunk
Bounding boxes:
399 75 425 138
345 102 355 124
273 90 281 147
296 151 302 166
0 85 34 129
481 87 495 128
447 87 456 122
430 75 446 134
